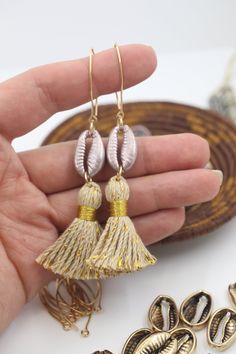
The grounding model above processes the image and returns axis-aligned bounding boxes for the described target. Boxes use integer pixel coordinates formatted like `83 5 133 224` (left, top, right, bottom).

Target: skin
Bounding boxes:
0 44 222 332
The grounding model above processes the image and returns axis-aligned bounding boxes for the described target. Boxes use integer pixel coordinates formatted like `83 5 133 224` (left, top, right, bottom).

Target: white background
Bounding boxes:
0 1 236 353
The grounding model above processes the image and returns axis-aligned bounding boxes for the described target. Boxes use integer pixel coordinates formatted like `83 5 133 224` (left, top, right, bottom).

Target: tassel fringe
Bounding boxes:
36 181 103 279
87 176 157 275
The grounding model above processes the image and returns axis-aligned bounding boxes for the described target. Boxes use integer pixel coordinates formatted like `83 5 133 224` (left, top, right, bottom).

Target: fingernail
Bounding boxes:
205 161 213 169
212 169 223 185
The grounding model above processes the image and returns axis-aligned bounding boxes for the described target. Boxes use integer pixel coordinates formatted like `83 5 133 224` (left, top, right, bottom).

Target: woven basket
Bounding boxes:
42 102 236 241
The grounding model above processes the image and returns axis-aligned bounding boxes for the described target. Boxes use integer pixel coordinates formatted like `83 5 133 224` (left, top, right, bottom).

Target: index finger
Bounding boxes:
0 44 157 140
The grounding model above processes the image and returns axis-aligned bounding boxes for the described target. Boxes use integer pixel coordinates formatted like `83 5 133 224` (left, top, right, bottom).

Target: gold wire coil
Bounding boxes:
78 205 96 221
110 200 127 217
39 278 102 336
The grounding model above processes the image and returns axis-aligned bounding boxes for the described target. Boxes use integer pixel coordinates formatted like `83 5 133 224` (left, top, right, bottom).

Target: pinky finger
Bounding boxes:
133 207 185 245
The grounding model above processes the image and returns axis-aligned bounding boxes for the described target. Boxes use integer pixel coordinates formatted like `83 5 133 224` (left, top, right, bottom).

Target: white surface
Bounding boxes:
0 0 236 67
2 218 236 354
0 1 236 353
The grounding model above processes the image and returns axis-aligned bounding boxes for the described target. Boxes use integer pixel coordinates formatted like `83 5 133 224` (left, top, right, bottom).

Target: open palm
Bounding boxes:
0 44 222 332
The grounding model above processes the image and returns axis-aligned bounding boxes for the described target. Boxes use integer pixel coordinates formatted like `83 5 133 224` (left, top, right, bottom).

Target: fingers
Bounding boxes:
48 168 222 231
0 243 26 332
134 208 185 245
19 133 210 194
0 44 156 140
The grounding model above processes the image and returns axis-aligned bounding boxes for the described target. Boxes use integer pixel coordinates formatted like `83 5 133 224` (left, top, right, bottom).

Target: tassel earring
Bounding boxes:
36 49 105 280
87 44 157 275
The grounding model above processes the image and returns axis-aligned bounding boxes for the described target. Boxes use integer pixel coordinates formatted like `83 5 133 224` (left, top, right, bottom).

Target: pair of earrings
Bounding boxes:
36 45 156 288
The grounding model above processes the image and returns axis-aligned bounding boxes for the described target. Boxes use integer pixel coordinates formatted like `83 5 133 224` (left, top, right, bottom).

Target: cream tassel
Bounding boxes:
36 181 103 280
87 176 157 275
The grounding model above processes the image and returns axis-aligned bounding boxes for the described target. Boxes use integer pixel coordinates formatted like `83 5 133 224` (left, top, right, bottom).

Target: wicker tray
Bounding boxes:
42 102 236 241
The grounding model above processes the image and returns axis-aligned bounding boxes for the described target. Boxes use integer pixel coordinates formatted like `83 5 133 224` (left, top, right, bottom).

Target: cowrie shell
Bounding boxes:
148 295 179 332
107 125 137 172
74 129 105 177
208 307 236 351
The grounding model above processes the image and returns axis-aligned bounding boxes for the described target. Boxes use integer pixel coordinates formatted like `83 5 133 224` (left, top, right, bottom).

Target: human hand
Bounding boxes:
0 44 222 331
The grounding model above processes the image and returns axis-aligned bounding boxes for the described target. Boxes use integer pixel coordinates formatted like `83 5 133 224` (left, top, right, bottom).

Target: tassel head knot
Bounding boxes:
105 176 129 202
78 181 102 209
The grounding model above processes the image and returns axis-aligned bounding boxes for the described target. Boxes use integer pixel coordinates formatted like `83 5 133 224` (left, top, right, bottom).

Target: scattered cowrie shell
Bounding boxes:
208 308 236 351
107 125 137 172
180 290 212 330
134 332 177 354
121 328 152 354
74 129 105 177
148 295 179 332
170 327 197 354
92 351 113 354
229 283 236 308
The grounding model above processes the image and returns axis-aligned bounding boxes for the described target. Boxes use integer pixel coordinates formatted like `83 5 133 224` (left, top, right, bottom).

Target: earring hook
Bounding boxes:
89 48 98 132
114 44 124 126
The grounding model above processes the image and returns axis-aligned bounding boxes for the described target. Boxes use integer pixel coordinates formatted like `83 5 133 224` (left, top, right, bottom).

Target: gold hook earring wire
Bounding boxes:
89 48 98 132
114 44 124 126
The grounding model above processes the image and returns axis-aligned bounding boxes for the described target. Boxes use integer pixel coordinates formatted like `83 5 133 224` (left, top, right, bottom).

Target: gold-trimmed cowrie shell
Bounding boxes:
229 283 236 308
121 328 152 354
170 327 197 354
134 332 178 354
180 290 212 330
207 307 236 351
92 351 113 354
148 295 179 332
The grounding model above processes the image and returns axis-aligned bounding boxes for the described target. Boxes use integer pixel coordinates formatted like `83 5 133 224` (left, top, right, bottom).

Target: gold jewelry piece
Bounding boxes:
148 295 179 332
180 290 212 330
36 48 105 280
121 328 153 354
134 332 177 354
92 351 113 354
36 49 105 336
229 283 236 307
122 327 197 354
170 328 196 354
39 278 102 336
207 307 236 351
87 44 156 275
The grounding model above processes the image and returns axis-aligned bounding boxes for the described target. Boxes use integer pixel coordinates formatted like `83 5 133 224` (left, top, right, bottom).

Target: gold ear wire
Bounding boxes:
39 278 102 336
89 48 98 132
36 48 107 336
114 44 124 126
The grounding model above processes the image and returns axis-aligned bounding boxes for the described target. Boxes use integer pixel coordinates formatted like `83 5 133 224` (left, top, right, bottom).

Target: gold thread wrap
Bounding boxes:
78 206 96 221
110 200 127 217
